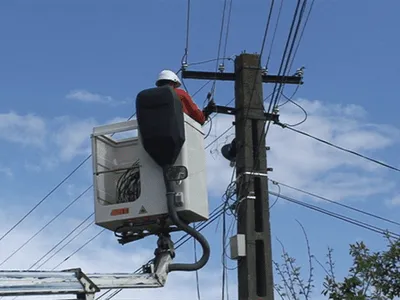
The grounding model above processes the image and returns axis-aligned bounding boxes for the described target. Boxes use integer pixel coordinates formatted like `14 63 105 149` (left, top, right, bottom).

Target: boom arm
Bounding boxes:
0 235 174 300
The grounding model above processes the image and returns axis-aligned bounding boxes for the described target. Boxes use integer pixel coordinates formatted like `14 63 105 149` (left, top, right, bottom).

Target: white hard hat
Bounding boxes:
155 70 182 88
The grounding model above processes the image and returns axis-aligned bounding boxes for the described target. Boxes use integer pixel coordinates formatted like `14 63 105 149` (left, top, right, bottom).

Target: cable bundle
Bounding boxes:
116 160 141 204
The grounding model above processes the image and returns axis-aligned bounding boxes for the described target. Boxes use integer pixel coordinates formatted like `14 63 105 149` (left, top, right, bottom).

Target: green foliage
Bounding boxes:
322 233 400 300
275 230 400 300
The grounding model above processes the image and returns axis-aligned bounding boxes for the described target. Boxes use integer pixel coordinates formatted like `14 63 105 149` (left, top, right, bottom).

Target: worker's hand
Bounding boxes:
208 99 216 110
202 100 216 119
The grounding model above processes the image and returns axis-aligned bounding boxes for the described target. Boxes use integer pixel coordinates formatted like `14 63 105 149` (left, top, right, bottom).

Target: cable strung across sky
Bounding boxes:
271 191 400 238
277 123 400 173
271 179 400 227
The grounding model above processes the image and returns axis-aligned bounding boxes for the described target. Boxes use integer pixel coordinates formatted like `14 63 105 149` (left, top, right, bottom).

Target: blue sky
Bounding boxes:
1 0 400 299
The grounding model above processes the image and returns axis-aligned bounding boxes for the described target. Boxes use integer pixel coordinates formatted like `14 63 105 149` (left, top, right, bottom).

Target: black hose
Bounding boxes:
163 167 210 272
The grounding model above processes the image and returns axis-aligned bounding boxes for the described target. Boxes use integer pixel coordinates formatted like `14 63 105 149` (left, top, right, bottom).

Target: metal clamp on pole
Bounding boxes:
209 105 280 122
235 171 269 183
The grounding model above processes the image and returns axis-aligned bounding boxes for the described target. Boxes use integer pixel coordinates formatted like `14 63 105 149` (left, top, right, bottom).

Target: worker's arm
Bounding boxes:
175 89 206 125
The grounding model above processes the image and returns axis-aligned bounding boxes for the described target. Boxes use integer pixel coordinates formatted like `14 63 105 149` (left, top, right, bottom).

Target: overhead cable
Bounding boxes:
36 220 94 269
210 0 229 96
26 98 233 275
181 0 191 66
265 0 285 69
272 191 400 238
20 113 135 271
100 203 228 300
0 186 92 267
29 213 94 269
0 111 137 250
278 124 400 173
288 0 316 72
266 0 306 127
260 0 275 62
0 156 90 245
52 229 106 270
271 179 400 227
279 92 308 126
222 0 234 66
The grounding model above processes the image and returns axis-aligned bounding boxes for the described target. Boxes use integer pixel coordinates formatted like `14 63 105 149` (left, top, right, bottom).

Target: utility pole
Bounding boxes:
234 53 274 300
181 52 303 300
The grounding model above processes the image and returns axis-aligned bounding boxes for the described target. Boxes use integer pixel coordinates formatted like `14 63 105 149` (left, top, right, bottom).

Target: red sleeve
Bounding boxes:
175 88 206 125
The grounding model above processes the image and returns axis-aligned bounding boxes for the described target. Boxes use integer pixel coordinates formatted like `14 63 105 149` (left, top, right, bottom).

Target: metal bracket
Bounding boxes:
181 70 304 85
236 171 269 183
212 105 279 122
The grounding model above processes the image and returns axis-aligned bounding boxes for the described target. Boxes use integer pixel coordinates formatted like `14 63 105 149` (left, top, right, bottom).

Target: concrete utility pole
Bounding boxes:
234 53 274 300
181 52 303 300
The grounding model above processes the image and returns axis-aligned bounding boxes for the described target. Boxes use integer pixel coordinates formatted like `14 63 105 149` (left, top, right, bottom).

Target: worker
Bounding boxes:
155 70 215 125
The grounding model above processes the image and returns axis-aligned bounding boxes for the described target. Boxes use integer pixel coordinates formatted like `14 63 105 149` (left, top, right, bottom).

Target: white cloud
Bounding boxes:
2 97 400 300
0 207 235 300
24 162 42 173
66 89 125 106
4 97 400 206
12 114 134 172
0 166 13 178
53 117 98 162
0 111 46 148
204 98 399 202
386 194 400 207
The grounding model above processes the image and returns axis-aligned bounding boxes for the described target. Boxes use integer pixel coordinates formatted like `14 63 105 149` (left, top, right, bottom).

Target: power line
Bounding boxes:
205 126 233 150
278 124 400 173
238 1 310 202
22 102 229 275
222 0 234 66
242 0 281 125
260 0 276 62
185 57 235 67
266 1 308 143
101 203 228 300
238 1 308 209
52 229 105 270
29 213 94 269
279 92 308 127
19 112 136 271
271 179 400 227
288 0 316 73
0 156 90 245
36 220 94 269
0 185 92 267
265 0 304 117
181 0 191 65
0 217 95 300
272 191 400 238
0 111 137 251
275 0 315 110
25 117 234 299
265 0 285 69
211 0 229 95
5 219 95 300
11 88 234 299
215 0 229 71
276 84 301 107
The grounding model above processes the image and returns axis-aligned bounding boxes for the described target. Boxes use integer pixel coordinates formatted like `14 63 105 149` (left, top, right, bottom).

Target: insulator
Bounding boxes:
181 62 188 71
